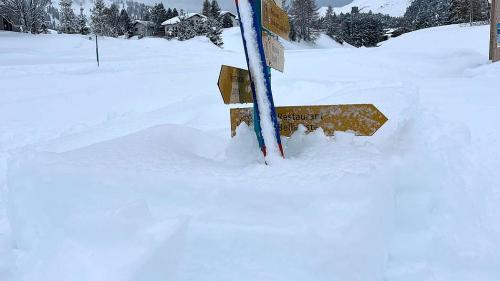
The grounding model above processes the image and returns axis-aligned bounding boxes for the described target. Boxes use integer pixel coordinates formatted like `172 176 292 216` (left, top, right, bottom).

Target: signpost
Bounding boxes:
262 0 290 40
215 0 388 162
231 105 388 137
490 0 500 62
235 0 285 158
95 35 100 67
218 65 253 104
263 32 285 72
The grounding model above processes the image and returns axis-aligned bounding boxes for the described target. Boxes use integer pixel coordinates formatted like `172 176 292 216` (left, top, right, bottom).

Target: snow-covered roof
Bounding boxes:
220 11 236 18
161 13 206 26
133 20 155 27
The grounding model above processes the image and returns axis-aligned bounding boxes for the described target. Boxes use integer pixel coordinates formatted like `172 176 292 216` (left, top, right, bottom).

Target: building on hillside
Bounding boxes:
161 13 207 37
219 11 239 28
1 15 19 32
132 20 155 37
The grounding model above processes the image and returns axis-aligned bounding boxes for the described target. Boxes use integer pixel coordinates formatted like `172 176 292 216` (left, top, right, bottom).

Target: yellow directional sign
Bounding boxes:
230 104 388 137
262 0 290 40
263 32 285 72
217 65 253 104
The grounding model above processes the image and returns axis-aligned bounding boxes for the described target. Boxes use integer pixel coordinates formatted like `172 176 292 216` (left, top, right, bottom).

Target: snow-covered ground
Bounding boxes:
1 25 500 280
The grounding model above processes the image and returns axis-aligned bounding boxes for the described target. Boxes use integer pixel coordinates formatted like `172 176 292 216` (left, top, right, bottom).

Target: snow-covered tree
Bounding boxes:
206 18 223 47
90 0 106 35
404 0 450 29
0 0 50 33
59 0 77 33
172 8 179 17
77 6 90 34
166 8 173 19
210 0 220 19
150 3 167 34
176 18 196 40
449 0 488 23
118 8 131 36
289 0 319 42
104 3 120 36
323 5 337 37
202 0 210 17
288 17 297 41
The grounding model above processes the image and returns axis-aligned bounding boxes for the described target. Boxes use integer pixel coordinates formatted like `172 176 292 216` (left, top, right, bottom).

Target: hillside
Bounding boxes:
335 0 409 16
1 24 500 281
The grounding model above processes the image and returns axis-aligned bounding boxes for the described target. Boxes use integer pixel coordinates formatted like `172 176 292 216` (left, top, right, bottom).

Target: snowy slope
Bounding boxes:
1 24 500 281
335 0 409 16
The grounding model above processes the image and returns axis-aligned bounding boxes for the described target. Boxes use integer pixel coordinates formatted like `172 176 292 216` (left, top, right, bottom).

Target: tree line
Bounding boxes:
285 0 490 47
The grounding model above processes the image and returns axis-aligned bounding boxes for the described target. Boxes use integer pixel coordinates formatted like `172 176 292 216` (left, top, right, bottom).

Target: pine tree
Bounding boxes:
172 8 179 17
210 0 221 19
166 8 173 19
323 5 337 37
289 0 319 42
59 0 77 33
449 0 469 23
77 6 89 34
202 0 211 17
91 0 106 35
288 17 297 41
177 18 196 40
104 3 120 36
150 3 167 34
206 18 223 47
357 15 384 47
118 8 131 36
143 8 151 21
404 0 450 30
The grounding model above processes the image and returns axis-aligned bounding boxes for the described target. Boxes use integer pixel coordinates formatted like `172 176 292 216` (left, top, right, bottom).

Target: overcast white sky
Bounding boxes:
157 0 353 13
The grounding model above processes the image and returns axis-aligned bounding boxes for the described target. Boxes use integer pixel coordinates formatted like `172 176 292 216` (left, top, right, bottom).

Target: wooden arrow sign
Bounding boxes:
262 0 290 41
230 104 388 137
263 32 285 72
217 65 253 104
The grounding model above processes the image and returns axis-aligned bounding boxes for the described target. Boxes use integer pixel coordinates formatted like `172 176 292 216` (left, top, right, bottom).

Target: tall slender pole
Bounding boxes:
95 35 100 67
491 0 499 62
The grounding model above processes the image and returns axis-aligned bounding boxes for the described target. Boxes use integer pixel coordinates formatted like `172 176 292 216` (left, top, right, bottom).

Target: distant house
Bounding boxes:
132 20 155 37
161 13 207 37
1 15 17 32
219 11 239 28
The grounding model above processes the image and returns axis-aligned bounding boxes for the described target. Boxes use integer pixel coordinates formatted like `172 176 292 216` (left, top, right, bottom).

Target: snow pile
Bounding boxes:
1 24 500 280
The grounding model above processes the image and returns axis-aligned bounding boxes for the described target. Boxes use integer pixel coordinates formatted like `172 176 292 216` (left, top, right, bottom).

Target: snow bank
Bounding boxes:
2 23 500 281
7 124 400 281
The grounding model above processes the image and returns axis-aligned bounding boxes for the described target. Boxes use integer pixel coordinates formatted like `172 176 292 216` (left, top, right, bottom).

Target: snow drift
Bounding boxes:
1 24 500 280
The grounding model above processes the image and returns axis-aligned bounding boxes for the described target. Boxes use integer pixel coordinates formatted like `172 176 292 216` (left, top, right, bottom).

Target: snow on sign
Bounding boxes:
231 105 388 137
218 65 253 104
235 0 284 158
262 0 290 40
263 32 285 72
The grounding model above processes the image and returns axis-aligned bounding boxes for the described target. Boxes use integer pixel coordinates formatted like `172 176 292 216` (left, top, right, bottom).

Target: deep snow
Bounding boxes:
1 25 500 281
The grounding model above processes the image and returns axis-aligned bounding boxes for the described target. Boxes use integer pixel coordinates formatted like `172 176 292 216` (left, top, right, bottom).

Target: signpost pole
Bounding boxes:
95 35 100 67
491 0 500 62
